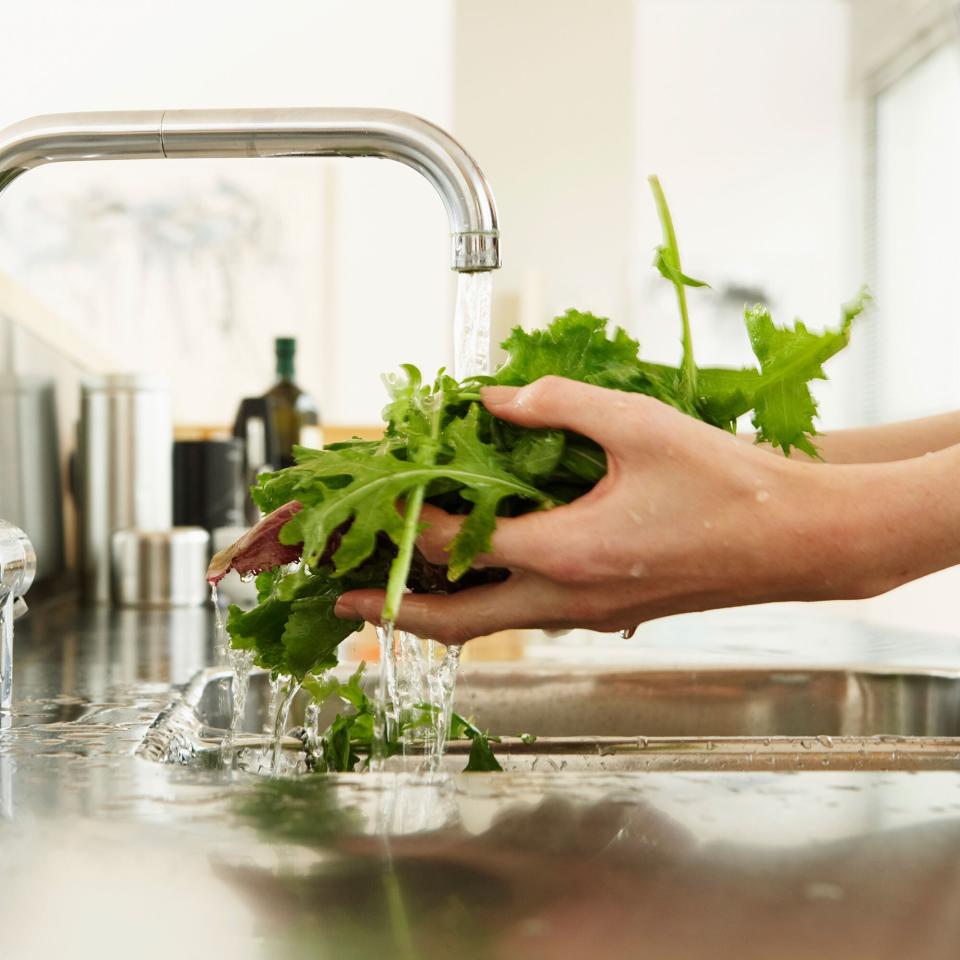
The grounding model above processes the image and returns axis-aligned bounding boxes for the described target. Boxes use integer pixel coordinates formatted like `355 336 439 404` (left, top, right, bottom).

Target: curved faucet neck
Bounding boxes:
0 108 500 272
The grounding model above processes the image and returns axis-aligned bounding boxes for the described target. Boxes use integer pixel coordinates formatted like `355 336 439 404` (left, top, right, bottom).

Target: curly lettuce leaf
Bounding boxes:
745 290 868 456
281 405 552 583
494 310 656 395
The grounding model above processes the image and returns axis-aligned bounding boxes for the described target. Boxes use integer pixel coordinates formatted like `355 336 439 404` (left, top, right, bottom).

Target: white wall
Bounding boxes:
453 0 636 353
632 0 856 428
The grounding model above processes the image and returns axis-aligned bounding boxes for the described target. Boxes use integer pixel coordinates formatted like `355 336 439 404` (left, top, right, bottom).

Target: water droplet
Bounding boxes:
817 735 834 749
702 519 714 530
620 625 639 640
755 490 770 503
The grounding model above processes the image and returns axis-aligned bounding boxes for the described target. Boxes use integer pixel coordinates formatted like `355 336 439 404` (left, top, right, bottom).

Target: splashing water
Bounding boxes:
303 702 322 767
210 584 227 660
219 647 254 767
426 644 462 768
396 631 430 756
264 674 282 736
369 626 464 770
217 273 493 772
367 273 491 770
371 624 400 770
270 676 301 776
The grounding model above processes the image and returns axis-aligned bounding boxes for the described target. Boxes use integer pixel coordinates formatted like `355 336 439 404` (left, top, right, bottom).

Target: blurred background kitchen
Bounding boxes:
1 0 957 645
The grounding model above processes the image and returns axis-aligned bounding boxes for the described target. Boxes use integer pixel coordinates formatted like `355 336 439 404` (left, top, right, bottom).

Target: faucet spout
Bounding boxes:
0 108 500 271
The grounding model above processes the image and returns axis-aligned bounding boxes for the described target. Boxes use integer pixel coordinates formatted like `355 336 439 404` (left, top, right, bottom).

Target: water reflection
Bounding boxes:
222 774 960 960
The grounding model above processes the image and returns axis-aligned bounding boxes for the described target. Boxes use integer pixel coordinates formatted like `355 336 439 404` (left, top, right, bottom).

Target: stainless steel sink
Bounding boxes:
139 663 960 772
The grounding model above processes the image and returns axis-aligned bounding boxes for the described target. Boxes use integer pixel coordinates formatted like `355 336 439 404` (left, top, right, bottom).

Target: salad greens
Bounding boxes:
224 177 866 769
297 662 502 773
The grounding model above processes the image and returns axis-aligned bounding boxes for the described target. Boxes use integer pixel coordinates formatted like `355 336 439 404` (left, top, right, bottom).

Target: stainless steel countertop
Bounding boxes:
4 594 960 959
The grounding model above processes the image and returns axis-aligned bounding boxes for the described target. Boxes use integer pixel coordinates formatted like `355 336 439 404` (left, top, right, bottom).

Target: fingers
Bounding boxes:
335 576 553 646
481 377 656 449
416 502 564 573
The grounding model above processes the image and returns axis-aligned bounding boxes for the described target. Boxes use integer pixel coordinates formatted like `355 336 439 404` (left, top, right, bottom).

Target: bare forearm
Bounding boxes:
748 410 960 464
822 442 960 597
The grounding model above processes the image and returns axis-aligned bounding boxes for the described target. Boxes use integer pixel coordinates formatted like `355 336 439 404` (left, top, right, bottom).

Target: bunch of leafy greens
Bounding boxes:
226 176 866 768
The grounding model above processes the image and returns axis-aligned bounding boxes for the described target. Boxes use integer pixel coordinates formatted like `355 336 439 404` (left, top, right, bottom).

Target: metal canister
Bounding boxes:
111 527 210 608
78 374 172 603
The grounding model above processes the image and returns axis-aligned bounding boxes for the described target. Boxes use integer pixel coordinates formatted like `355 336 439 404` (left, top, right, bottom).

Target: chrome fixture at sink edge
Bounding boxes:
0 108 500 272
0 520 35 711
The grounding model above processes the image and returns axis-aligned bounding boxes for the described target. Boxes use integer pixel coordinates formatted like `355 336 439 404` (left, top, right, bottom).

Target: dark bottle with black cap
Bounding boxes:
265 337 322 469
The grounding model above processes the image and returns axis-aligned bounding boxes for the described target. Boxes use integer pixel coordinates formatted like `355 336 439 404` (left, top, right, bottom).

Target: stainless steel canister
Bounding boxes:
78 374 172 603
111 527 210 608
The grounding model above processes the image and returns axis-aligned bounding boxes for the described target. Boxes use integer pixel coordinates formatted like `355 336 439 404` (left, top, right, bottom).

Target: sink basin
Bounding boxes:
139 663 960 772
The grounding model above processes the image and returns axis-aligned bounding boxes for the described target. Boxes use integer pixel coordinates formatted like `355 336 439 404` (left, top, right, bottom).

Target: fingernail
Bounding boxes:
334 598 359 620
480 385 519 407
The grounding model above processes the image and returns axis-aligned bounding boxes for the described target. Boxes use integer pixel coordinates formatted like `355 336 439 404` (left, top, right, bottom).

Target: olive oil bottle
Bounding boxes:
265 337 321 468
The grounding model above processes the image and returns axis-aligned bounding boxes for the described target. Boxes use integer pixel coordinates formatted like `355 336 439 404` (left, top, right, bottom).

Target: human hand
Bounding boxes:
334 376 925 644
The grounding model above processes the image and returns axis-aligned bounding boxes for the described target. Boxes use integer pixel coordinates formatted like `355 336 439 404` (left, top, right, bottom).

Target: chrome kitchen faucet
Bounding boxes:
0 521 35 712
0 108 500 271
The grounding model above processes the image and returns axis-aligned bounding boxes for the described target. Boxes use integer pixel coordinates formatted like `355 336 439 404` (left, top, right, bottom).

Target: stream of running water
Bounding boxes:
368 273 492 768
218 271 493 771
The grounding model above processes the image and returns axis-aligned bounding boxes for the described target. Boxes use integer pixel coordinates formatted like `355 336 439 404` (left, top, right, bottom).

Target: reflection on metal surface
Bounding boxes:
215 773 960 960
140 663 960 772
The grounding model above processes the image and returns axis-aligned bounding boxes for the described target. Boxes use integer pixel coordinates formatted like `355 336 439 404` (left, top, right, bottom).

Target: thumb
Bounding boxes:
481 376 644 448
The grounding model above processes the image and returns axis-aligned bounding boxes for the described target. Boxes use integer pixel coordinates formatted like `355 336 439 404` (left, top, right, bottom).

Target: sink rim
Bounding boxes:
137 663 960 772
